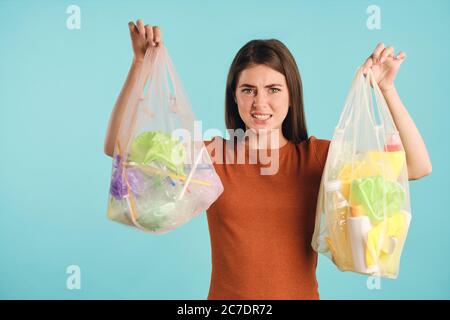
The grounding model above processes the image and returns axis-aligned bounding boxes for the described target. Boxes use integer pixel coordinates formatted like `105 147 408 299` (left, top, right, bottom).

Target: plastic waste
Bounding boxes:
312 67 411 278
106 43 224 233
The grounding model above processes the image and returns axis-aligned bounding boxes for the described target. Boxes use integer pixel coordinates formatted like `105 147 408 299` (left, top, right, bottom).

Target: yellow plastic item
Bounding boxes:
365 211 411 276
365 151 406 180
124 161 212 187
337 151 406 199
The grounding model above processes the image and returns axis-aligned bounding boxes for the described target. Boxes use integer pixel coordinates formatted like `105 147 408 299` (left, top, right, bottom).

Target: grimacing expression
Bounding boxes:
235 64 290 133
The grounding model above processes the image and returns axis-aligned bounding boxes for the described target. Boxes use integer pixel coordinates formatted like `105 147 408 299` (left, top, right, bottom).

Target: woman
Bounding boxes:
104 20 432 300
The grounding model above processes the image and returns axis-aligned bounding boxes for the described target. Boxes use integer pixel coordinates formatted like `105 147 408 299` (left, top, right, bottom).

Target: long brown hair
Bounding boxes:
225 39 308 144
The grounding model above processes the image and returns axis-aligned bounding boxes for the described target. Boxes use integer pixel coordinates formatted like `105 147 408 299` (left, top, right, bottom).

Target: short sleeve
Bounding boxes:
310 136 331 169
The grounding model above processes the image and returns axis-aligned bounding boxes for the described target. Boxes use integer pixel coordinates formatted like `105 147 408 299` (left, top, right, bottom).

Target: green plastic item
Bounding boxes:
129 131 186 175
350 176 405 222
136 202 175 232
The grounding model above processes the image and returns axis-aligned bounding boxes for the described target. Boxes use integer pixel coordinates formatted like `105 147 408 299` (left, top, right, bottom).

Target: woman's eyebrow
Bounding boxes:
238 83 284 88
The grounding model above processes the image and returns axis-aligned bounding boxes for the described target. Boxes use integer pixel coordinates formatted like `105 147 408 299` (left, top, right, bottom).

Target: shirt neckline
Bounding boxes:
232 137 294 157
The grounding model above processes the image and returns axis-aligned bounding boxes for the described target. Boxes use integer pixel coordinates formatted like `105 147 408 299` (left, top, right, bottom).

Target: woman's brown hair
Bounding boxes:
225 39 308 144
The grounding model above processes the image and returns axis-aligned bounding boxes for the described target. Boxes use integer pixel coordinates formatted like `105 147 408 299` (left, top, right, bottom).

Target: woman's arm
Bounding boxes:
380 86 432 180
104 58 144 157
362 43 432 180
104 19 162 157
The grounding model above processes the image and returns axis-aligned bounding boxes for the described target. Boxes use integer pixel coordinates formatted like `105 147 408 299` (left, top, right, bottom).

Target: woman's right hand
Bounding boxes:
128 19 162 63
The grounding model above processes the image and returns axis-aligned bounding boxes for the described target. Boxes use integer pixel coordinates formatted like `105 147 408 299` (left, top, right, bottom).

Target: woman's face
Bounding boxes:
235 64 290 134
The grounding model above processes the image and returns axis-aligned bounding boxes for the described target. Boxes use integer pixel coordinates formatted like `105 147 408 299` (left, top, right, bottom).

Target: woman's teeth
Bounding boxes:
252 114 272 120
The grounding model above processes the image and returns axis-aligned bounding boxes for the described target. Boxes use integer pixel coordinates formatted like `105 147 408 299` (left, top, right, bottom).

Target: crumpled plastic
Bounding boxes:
337 150 406 199
366 211 411 275
109 155 144 200
129 131 186 175
350 176 406 223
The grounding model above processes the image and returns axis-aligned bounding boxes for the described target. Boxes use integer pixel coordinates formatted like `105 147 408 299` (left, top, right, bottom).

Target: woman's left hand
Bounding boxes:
362 43 407 91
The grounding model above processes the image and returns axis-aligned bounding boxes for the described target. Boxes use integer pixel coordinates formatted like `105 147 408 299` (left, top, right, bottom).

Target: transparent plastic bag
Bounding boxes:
312 67 411 278
106 43 224 234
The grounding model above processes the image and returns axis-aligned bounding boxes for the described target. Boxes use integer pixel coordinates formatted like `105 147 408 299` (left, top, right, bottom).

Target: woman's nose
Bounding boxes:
253 91 269 106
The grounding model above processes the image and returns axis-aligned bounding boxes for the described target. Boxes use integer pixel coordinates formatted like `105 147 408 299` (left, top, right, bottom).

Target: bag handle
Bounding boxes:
336 67 364 131
114 45 162 161
364 68 398 134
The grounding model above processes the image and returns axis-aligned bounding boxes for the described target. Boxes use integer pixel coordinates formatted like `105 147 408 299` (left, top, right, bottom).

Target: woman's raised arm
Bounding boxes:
104 19 162 157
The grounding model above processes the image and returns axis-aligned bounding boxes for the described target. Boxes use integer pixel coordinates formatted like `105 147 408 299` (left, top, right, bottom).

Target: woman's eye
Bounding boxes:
241 88 280 94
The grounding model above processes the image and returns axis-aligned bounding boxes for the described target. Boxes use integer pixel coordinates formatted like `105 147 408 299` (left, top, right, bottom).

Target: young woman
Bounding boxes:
104 20 432 300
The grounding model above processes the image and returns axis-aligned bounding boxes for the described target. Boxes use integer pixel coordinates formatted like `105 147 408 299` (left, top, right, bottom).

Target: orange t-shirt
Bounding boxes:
204 136 331 300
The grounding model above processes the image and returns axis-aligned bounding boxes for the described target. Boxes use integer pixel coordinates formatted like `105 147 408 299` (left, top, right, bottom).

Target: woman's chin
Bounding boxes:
246 125 281 135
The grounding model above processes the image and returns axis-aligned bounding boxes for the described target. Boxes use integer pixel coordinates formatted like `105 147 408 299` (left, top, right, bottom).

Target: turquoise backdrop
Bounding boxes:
0 0 448 299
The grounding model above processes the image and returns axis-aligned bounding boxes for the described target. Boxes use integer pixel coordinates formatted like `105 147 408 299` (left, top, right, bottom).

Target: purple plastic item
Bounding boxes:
110 155 144 200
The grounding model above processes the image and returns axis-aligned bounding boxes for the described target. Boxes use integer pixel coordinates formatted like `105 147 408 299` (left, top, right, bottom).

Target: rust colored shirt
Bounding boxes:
204 136 331 300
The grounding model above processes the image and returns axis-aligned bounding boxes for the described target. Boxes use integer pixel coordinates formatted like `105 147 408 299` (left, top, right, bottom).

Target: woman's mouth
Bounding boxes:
251 113 273 124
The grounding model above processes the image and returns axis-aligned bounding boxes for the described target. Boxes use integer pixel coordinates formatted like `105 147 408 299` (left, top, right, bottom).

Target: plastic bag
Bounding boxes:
312 67 411 278
106 43 224 234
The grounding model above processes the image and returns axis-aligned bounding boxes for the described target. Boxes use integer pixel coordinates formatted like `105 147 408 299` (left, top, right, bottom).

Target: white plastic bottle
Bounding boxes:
348 205 379 274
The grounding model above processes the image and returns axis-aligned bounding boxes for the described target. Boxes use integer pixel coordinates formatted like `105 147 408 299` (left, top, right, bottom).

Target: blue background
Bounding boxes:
0 0 448 299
